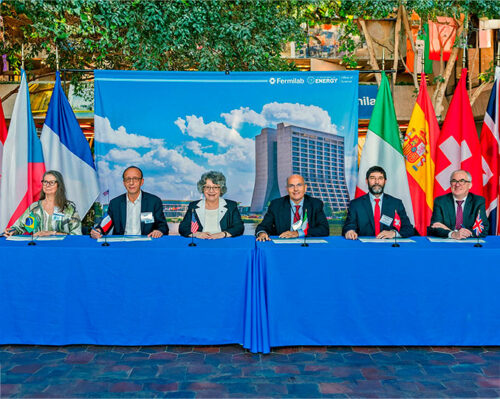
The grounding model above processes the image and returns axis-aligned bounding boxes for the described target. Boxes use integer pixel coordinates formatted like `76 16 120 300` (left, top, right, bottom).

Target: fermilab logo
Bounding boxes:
269 77 304 85
307 76 339 84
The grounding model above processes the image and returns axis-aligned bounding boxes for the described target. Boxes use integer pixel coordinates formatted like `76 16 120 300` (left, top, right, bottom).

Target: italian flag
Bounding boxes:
301 209 309 236
355 73 414 224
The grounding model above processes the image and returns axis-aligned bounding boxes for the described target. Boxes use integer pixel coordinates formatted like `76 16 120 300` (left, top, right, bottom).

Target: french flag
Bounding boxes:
41 71 99 219
0 70 45 231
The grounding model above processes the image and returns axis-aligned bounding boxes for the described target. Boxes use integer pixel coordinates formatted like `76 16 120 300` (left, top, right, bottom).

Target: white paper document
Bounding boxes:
358 238 416 243
35 235 66 241
272 238 328 244
97 235 152 243
6 235 65 241
427 237 486 243
6 235 36 241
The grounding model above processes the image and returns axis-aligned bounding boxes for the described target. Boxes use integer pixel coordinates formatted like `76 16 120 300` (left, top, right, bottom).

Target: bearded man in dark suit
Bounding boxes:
342 166 414 239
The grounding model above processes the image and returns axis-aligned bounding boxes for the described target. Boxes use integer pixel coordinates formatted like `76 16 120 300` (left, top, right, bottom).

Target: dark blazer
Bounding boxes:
342 193 414 238
256 194 329 237
178 198 244 237
428 192 489 238
104 191 168 235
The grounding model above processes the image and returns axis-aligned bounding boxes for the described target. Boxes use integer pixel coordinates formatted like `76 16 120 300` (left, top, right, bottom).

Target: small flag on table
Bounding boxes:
472 212 484 237
24 213 37 233
191 212 199 235
99 213 113 234
393 210 402 232
301 209 309 236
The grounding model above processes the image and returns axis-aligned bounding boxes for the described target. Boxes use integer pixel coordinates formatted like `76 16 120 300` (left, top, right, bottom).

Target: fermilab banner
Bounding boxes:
94 70 358 216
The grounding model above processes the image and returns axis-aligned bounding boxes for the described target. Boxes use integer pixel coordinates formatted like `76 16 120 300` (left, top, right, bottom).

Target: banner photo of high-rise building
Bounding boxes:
94 70 358 233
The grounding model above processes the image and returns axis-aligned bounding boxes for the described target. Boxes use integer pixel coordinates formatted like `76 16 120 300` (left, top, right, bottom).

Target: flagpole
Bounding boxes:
392 231 399 247
189 208 197 247
301 233 308 247
21 43 24 70
28 231 36 246
55 44 59 71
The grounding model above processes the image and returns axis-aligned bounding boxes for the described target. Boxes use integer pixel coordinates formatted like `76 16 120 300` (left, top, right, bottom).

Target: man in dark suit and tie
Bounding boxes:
342 166 414 239
255 174 329 241
90 166 168 239
428 169 488 239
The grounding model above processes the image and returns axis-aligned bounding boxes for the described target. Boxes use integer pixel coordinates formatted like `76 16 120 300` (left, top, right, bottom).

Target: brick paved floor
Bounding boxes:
1 345 499 398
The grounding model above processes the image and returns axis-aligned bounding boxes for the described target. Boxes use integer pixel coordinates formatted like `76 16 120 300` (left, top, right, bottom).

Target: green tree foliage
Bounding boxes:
1 0 306 72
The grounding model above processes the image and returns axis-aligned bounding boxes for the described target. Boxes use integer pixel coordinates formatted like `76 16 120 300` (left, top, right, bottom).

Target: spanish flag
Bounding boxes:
403 74 440 236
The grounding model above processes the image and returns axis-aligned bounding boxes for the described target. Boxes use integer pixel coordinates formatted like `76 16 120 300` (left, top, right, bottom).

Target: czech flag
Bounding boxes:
0 70 45 232
99 213 113 234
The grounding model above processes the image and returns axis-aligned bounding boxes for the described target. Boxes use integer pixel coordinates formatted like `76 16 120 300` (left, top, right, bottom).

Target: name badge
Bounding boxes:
141 212 154 224
53 213 64 222
380 215 393 226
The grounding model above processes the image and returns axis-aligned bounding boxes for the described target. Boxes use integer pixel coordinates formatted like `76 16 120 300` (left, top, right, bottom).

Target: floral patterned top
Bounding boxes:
10 200 82 235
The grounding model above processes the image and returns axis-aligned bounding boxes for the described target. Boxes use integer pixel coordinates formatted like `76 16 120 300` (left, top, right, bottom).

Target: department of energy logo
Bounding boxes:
268 77 304 85
307 76 339 84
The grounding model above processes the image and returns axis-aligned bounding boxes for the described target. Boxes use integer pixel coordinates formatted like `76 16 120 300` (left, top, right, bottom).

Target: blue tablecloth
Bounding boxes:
254 237 500 353
2 235 499 353
0 236 256 348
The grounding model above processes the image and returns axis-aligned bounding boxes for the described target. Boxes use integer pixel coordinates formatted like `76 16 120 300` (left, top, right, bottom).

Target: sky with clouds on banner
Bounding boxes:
94 71 359 205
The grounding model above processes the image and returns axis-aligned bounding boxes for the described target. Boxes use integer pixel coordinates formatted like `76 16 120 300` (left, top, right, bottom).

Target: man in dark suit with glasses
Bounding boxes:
90 166 168 239
428 169 488 239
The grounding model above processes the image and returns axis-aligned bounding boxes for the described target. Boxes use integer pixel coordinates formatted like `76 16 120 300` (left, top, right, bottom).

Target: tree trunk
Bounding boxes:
470 81 493 107
392 5 402 86
432 19 464 120
401 5 418 89
358 18 381 86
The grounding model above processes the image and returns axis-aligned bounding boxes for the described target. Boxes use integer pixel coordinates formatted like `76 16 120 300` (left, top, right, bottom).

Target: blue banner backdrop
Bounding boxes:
94 70 358 225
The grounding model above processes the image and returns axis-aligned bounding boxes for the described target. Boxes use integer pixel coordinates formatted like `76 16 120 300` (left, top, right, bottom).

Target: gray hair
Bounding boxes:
197 171 228 195
450 169 472 182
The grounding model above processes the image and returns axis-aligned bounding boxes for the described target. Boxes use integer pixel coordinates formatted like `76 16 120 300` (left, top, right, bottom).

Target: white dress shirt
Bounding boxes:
124 192 142 236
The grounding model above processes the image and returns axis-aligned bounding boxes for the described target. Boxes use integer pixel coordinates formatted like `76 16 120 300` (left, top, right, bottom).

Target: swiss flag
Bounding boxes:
393 210 401 232
434 69 483 198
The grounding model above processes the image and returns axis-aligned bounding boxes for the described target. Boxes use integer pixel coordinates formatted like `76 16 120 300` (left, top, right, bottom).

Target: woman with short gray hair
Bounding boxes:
179 171 244 238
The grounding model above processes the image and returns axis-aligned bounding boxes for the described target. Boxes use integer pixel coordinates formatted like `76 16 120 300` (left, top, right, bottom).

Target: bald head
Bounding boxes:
286 174 307 204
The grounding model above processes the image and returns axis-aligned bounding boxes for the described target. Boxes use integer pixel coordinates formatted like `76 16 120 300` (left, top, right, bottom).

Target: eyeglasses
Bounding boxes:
41 180 58 186
287 183 304 189
450 179 471 185
123 177 142 183
204 185 221 191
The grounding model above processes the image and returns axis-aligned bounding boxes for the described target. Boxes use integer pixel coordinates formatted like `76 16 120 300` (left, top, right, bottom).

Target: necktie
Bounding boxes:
455 200 464 230
374 198 381 236
293 205 301 223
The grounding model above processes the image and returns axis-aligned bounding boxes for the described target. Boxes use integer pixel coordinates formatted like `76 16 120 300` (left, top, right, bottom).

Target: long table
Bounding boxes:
0 236 256 348
254 237 500 353
1 236 499 354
